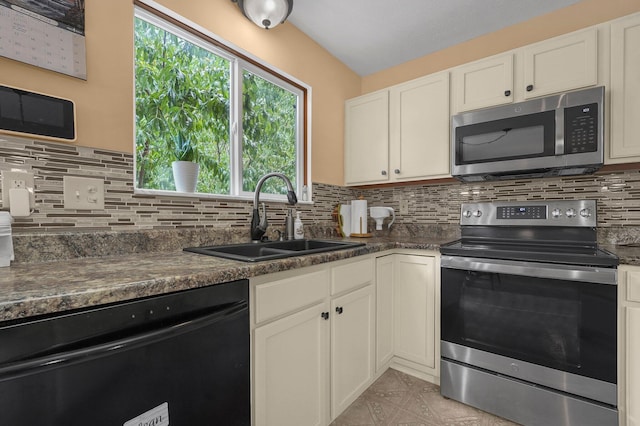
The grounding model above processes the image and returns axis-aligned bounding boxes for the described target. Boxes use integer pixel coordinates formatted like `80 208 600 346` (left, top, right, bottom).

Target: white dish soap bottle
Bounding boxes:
294 211 304 240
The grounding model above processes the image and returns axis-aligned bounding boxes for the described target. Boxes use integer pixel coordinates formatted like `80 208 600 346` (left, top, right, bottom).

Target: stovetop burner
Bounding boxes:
441 200 618 267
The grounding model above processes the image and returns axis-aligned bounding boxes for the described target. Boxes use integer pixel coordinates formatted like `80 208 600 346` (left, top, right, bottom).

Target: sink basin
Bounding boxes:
184 239 366 262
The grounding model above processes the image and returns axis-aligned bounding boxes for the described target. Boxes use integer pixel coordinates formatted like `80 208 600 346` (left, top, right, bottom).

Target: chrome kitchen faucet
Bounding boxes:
251 172 297 241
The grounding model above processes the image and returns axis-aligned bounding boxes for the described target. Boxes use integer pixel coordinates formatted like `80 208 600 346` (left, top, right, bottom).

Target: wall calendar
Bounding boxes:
0 0 86 80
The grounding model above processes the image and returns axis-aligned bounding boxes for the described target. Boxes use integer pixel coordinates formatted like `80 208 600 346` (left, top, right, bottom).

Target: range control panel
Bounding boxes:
496 205 546 220
460 200 596 227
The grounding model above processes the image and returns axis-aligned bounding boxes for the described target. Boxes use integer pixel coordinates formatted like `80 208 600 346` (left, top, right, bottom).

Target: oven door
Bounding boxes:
441 255 617 404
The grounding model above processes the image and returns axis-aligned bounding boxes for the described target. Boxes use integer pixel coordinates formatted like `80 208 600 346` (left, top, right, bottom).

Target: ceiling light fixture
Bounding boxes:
231 0 293 30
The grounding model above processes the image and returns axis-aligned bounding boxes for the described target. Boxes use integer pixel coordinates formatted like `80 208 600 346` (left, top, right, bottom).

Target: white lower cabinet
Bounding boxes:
375 254 395 372
330 285 375 416
254 302 330 426
619 265 640 426
626 306 640 426
393 254 438 370
375 252 440 381
252 256 375 426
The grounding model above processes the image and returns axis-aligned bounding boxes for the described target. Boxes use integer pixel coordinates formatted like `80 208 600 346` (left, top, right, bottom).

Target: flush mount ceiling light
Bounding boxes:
232 0 293 30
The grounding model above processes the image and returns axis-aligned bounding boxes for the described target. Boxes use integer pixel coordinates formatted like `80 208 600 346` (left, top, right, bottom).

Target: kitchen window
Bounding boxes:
133 5 308 201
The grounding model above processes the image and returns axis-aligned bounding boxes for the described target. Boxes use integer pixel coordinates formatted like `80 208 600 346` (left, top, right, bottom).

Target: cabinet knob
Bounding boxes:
394 169 400 174
321 312 329 320
336 306 344 314
504 90 511 97
526 85 534 92
381 170 387 176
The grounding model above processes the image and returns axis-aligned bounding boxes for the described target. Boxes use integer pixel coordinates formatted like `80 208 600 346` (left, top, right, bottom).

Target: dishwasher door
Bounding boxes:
0 280 250 426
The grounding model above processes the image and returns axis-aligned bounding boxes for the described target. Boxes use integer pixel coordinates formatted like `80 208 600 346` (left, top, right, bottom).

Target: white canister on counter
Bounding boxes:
0 212 14 267
339 204 351 237
350 198 368 235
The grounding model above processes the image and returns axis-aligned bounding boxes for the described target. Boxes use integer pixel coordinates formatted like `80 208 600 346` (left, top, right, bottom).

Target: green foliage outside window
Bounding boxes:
134 15 300 197
242 71 297 195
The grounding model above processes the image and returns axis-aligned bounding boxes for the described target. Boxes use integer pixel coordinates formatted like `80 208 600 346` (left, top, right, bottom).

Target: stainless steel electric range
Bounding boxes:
440 199 618 426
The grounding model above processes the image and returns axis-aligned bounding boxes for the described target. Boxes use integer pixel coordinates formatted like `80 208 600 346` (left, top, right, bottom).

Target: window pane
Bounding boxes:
241 70 298 195
134 17 231 194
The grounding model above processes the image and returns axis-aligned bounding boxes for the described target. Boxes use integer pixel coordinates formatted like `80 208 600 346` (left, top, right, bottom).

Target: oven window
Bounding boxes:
441 268 617 384
455 111 555 164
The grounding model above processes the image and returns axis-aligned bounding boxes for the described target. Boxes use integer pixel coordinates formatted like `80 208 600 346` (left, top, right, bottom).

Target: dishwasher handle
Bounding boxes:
0 301 247 379
440 255 617 285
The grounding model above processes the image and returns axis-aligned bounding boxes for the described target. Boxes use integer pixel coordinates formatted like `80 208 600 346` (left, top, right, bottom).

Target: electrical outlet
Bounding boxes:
399 199 409 215
2 170 35 209
63 176 105 210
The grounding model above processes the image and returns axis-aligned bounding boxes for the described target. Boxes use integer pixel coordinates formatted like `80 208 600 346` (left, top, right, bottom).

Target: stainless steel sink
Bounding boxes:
184 239 366 262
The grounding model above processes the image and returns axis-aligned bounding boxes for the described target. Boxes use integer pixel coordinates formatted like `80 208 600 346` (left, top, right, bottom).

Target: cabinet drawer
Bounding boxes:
255 270 329 324
627 270 640 303
331 257 374 295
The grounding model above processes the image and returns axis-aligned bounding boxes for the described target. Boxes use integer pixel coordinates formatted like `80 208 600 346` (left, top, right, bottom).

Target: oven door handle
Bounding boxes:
440 255 617 285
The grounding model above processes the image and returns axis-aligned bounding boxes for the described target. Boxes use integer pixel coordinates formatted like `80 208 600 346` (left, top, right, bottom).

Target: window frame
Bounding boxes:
133 1 312 203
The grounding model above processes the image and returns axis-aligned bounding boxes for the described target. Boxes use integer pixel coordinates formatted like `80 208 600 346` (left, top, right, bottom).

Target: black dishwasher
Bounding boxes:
0 279 250 426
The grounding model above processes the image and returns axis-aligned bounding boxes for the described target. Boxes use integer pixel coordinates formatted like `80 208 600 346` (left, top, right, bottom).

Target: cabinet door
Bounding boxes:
254 303 330 426
389 72 450 180
375 255 394 372
331 285 375 419
627 306 640 426
452 53 514 112
344 91 389 185
609 13 640 162
394 255 437 368
522 28 598 99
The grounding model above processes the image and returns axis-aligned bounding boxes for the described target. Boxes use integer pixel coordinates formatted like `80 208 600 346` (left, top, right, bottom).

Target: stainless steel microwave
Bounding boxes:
451 86 604 182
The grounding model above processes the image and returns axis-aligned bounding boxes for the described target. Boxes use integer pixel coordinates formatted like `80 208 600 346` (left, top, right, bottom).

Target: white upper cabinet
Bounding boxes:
608 12 640 163
344 90 390 185
345 72 450 186
452 54 514 112
452 27 599 113
522 28 598 99
389 72 450 181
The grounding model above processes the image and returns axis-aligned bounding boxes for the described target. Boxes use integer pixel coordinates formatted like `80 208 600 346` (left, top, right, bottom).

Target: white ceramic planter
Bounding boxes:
172 161 199 193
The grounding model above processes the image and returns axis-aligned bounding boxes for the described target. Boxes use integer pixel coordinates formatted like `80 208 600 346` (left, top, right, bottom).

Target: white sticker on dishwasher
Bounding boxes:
124 402 169 426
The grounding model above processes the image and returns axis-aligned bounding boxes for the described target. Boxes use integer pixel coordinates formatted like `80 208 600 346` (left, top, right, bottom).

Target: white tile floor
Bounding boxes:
331 368 520 426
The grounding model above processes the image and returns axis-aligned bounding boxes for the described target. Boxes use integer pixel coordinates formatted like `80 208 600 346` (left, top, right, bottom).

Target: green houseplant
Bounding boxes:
170 133 201 192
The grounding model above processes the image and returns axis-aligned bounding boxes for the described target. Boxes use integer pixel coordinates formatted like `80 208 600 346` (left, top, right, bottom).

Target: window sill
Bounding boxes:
133 188 314 205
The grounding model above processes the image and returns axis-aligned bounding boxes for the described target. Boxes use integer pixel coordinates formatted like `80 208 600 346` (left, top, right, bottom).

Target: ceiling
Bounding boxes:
287 0 582 76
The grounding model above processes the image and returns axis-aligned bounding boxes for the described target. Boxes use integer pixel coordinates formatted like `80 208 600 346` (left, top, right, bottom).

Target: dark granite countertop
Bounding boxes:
1 236 637 322
0 237 445 322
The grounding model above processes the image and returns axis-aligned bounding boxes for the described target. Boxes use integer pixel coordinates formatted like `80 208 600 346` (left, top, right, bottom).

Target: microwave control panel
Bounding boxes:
564 103 598 154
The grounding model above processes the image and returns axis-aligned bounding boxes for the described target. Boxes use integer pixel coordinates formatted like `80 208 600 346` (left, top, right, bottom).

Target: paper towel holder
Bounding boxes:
350 196 372 238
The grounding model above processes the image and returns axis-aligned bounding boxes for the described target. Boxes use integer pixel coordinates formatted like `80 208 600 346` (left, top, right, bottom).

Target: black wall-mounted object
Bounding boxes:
0 85 76 142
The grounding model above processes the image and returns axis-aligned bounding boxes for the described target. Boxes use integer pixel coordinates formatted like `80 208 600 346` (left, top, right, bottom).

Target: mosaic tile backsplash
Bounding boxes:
1 135 639 256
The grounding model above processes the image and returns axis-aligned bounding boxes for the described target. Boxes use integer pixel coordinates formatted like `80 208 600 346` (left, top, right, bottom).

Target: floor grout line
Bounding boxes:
331 368 521 426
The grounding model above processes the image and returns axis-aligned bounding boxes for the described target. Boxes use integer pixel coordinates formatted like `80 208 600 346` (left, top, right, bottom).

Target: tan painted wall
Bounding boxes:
362 0 640 93
0 0 360 186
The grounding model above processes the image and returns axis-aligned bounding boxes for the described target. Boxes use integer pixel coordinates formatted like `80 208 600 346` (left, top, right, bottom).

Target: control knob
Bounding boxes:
580 208 592 218
551 208 562 218
565 208 576 218
472 210 483 218
462 210 472 218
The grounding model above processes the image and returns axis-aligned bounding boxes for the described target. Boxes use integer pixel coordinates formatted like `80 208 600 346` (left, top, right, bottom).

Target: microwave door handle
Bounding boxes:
440 255 616 285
